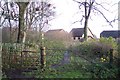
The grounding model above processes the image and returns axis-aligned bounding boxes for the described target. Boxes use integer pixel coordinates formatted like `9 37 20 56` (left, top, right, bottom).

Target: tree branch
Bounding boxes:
0 19 6 27
93 6 113 27
87 0 94 18
73 0 82 4
72 15 84 25
94 2 110 12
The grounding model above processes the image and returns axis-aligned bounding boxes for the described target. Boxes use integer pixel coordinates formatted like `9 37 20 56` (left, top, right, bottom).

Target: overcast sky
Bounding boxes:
49 0 119 38
0 0 119 38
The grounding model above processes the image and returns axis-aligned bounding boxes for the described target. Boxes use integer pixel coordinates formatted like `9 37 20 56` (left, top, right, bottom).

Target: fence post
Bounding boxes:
109 49 113 65
40 47 46 69
21 44 24 68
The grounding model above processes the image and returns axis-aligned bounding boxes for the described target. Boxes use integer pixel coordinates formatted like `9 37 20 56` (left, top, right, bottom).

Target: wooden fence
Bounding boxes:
2 43 66 70
2 43 40 70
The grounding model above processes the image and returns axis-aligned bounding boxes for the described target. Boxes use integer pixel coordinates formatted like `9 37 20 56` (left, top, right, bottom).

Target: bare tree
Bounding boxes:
73 0 117 41
0 1 18 42
0 0 55 43
17 1 55 43
24 1 55 44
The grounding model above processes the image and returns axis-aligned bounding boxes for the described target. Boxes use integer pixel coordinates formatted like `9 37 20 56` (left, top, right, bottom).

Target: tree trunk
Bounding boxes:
83 1 93 41
84 17 88 41
22 31 26 43
84 2 88 41
17 3 24 43
17 3 28 43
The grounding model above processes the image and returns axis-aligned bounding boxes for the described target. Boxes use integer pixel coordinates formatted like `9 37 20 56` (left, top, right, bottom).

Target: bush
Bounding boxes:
87 63 118 78
44 39 66 49
69 37 119 78
70 37 118 62
99 37 117 49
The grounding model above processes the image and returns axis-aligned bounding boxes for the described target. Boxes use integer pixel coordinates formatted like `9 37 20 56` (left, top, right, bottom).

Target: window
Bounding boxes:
73 37 76 40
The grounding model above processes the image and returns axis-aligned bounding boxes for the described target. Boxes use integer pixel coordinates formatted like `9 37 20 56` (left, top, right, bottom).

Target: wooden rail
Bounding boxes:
22 50 38 53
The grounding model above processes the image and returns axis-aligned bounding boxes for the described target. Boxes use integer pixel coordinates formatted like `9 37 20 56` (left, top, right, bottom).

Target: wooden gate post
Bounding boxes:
40 47 46 69
21 51 23 68
109 49 113 65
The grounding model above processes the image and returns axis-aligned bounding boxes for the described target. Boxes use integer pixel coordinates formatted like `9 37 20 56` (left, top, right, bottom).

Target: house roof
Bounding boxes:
100 30 120 38
46 29 64 33
45 29 69 41
70 28 84 37
70 27 95 38
45 29 68 35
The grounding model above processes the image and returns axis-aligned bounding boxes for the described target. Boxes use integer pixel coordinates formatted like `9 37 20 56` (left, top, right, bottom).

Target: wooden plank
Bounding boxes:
22 50 37 53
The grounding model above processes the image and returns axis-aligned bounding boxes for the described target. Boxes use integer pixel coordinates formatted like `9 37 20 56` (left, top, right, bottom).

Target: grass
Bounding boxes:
23 53 93 78
53 55 91 78
22 50 119 78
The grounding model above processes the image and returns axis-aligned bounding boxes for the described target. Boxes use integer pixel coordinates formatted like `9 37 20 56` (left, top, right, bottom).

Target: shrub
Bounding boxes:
70 37 118 62
44 39 65 49
99 37 117 49
87 63 118 78
68 37 119 78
